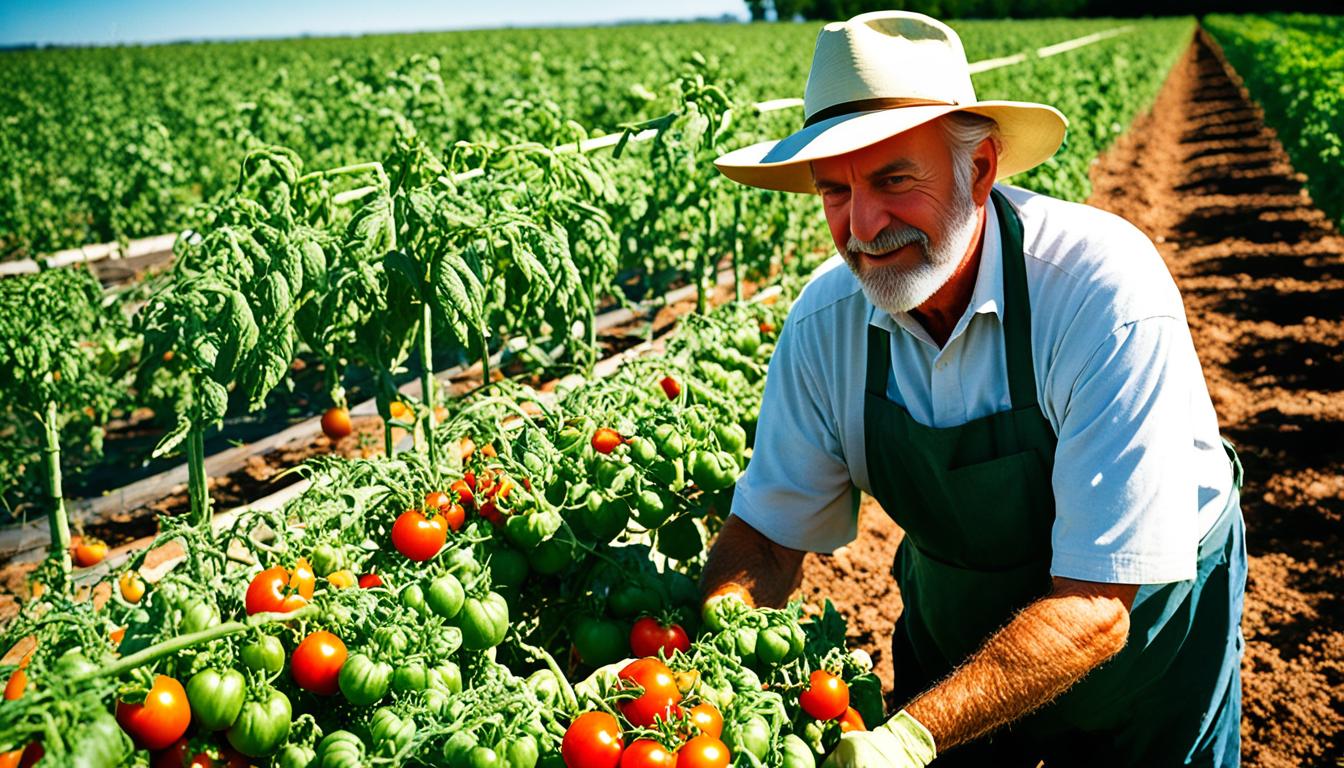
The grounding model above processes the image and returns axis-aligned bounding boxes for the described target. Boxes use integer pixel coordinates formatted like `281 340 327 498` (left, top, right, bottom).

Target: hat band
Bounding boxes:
803 96 957 128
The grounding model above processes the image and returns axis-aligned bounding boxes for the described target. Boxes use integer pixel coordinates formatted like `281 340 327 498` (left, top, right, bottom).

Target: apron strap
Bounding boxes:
992 188 1038 411
866 324 891 397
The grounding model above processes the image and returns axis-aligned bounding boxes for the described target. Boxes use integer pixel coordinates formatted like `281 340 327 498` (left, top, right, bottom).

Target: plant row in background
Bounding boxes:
1204 13 1344 230
2 17 1174 258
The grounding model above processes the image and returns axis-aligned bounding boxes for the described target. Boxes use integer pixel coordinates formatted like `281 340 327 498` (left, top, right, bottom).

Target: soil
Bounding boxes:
799 28 1343 767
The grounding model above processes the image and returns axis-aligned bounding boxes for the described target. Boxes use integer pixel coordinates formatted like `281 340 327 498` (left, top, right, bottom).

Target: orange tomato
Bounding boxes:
72 538 108 568
321 407 353 441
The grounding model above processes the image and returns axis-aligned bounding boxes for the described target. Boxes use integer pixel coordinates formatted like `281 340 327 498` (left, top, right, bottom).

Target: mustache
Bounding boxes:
846 225 929 259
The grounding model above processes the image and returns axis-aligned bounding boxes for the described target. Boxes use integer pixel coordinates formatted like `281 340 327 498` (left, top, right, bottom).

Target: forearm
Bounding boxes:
905 580 1135 750
699 514 806 608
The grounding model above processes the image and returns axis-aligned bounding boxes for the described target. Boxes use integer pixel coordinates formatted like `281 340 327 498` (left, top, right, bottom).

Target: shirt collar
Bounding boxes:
867 192 1005 344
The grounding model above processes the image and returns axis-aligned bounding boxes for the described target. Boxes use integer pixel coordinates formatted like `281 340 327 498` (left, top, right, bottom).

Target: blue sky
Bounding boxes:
0 0 747 47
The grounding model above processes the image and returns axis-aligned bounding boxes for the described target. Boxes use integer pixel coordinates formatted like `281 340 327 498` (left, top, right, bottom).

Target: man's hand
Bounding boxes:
699 514 806 608
822 711 937 768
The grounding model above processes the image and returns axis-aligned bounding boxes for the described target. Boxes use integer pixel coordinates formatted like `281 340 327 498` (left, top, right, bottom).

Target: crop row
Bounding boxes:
2 18 1174 259
1204 14 1344 229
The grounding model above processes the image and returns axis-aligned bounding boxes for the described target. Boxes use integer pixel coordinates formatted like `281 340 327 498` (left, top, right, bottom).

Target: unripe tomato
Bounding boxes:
327 570 357 589
116 675 191 750
321 407 353 440
562 711 623 768
591 428 623 455
118 570 145 603
798 670 849 721
72 538 108 567
390 510 447 561
291 631 347 695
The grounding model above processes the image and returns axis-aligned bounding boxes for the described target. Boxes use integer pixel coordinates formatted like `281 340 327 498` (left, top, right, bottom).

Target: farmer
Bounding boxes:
701 11 1245 767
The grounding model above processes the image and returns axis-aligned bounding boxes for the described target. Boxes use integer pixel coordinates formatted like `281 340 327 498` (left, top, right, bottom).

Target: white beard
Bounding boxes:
843 183 980 315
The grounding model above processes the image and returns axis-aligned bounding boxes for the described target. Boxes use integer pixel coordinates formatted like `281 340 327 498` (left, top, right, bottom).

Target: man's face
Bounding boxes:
811 120 981 315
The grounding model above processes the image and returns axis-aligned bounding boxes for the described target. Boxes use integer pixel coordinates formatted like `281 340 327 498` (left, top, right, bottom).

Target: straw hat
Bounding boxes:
715 11 1068 194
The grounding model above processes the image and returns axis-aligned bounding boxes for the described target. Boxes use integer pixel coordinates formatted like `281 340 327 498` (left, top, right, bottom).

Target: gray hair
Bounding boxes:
939 112 1000 198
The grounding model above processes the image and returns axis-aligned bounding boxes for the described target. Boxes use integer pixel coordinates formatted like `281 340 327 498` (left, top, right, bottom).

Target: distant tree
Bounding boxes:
746 0 769 21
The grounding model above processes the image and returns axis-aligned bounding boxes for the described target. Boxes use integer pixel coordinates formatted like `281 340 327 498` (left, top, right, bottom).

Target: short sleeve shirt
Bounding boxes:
732 184 1233 585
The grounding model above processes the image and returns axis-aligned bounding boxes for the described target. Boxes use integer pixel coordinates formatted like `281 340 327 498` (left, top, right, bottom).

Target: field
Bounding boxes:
1 13 1341 768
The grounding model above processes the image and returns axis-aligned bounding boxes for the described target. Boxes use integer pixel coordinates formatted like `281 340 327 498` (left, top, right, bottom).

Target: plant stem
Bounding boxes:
186 426 209 528
420 298 438 468
479 319 492 389
41 400 71 584
80 605 318 682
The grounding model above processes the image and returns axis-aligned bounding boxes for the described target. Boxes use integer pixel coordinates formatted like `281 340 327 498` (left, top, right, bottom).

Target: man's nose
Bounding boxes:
849 185 890 244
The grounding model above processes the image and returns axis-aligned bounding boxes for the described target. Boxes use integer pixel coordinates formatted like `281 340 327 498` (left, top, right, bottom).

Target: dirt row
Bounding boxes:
799 28 1342 767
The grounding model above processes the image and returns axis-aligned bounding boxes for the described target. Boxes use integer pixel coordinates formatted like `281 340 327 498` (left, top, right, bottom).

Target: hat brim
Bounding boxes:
715 101 1067 194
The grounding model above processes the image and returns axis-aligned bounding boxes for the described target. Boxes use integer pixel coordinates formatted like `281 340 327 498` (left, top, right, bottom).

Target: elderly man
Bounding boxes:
701 11 1245 767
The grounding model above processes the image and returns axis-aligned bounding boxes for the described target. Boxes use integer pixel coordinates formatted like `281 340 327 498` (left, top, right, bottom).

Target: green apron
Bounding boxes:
865 189 1244 766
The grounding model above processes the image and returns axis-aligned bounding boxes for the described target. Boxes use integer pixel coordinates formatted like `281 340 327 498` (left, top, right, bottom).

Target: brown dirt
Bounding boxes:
800 28 1344 766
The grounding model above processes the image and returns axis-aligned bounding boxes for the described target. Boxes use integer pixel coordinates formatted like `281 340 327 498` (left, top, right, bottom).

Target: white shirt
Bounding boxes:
733 184 1232 584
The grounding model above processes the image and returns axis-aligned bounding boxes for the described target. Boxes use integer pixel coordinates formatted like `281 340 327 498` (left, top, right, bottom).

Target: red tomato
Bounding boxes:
677 735 730 768
759 321 775 335
617 658 683 728
620 739 676 768
425 490 451 511
321 407 353 441
4 669 25 701
450 477 475 508
291 630 347 695
798 670 849 721
152 739 210 768
688 703 723 739
358 573 384 589
245 566 308 615
72 538 108 568
391 510 447 561
116 675 191 750
591 428 623 455
838 706 866 732
562 711 623 768
629 617 691 659
658 376 681 400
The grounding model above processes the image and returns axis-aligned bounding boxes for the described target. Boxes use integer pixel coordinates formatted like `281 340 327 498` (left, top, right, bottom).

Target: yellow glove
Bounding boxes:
822 710 937 768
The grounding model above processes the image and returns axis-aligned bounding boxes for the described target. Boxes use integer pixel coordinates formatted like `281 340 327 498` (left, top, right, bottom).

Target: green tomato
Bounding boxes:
241 634 286 675
606 581 662 618
653 423 685 458
185 667 246 731
756 626 795 667
180 600 220 634
488 544 529 590
505 509 562 551
443 731 478 763
457 591 510 650
401 583 429 617
390 661 432 694
316 730 365 768
714 423 748 455
627 436 659 467
595 460 637 495
468 745 503 768
274 744 318 768
525 669 562 708
530 530 576 575
338 653 392 706
373 626 411 655
54 649 98 678
580 492 629 543
226 686 292 758
632 489 673 529
428 625 463 658
445 547 482 579
689 450 738 492
725 715 771 759
499 733 539 768
370 707 417 758
780 733 817 768
656 515 703 561
734 625 759 667
427 573 466 619
573 616 627 667
67 710 132 768
647 457 685 490
431 661 463 694
310 543 344 577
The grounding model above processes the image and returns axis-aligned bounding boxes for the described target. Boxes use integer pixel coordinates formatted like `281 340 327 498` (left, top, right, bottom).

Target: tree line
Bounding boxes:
744 0 1344 20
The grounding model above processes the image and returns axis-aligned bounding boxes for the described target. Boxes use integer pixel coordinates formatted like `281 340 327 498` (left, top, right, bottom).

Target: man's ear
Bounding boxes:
970 137 999 206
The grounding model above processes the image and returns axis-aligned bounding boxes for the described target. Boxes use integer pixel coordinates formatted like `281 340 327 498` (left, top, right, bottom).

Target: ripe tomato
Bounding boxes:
688 703 723 739
320 407 353 441
71 538 108 568
658 376 681 400
119 570 146 603
388 400 412 421
617 658 682 728
450 477 475 508
425 491 466 532
358 573 384 589
562 711 623 768
116 674 191 750
4 669 25 700
591 428 623 455
620 739 676 768
628 617 691 659
838 706 866 732
245 565 309 615
291 631 346 696
759 321 775 335
798 670 849 721
425 490 451 511
677 735 730 768
391 510 447 561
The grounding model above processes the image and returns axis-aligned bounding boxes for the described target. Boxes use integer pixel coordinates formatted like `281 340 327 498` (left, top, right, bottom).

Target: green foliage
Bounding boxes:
1205 14 1344 230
